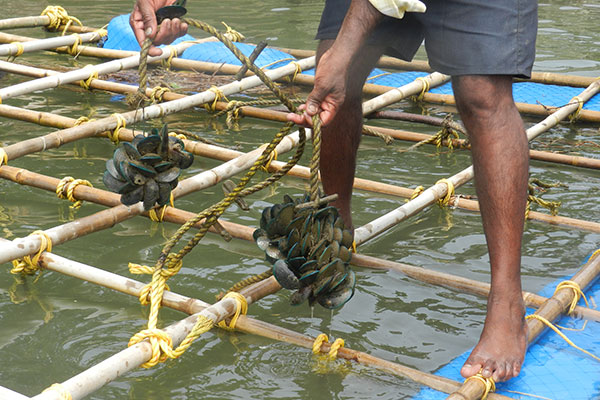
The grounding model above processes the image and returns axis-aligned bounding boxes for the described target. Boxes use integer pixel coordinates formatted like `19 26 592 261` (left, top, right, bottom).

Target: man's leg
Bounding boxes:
452 75 529 382
317 40 384 229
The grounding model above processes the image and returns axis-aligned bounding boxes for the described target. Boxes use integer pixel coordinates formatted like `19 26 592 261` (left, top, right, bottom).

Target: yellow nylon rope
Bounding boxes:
221 21 245 42
525 314 600 362
568 96 584 122
0 148 8 167
56 177 92 209
40 6 82 34
204 86 229 112
160 46 178 69
42 383 72 400
67 33 82 56
217 292 248 330
554 280 589 315
73 116 96 126
407 185 425 202
109 113 126 144
414 76 431 101
260 149 277 172
10 230 53 276
435 178 455 207
464 373 495 400
79 65 99 90
150 86 171 103
312 334 345 360
312 333 328 354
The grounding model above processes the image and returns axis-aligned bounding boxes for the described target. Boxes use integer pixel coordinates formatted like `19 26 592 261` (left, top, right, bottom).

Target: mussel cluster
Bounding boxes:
103 124 194 210
253 194 356 309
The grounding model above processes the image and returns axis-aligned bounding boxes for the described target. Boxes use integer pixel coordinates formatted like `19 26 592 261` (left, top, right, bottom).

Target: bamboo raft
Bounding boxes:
1 7 599 400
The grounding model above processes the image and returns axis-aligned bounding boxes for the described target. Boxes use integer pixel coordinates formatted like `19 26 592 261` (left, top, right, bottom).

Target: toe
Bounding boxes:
461 361 483 379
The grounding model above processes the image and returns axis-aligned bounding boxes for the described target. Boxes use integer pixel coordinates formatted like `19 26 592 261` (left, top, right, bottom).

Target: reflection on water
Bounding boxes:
0 1 599 399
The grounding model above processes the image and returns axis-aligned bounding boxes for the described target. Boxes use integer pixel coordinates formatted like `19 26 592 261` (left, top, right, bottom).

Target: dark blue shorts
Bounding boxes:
316 0 538 78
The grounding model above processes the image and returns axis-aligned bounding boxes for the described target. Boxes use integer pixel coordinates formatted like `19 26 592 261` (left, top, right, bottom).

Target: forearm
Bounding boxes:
329 0 384 65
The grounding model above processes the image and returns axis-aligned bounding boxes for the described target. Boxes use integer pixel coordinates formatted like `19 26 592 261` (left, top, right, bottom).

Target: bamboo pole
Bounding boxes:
0 15 52 30
276 47 600 88
2 59 600 173
353 78 600 245
3 163 600 322
0 385 30 400
0 55 315 163
12 247 508 400
0 31 102 57
446 253 600 400
1 30 599 122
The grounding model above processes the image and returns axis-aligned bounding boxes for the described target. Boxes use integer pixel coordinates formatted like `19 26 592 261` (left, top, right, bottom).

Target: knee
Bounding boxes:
452 76 515 119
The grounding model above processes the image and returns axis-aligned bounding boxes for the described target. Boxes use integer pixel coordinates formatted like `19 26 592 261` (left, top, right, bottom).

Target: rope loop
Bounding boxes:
0 148 8 167
414 76 431 101
109 113 127 144
464 373 495 400
67 33 82 56
7 41 25 62
204 86 229 112
407 185 425 202
221 21 245 42
150 86 171 103
526 314 600 362
312 333 329 354
41 6 82 34
10 230 53 276
554 280 589 315
435 178 455 207
160 45 178 69
56 176 93 209
79 65 98 90
128 328 174 368
42 383 72 400
260 149 277 172
312 334 345 360
73 116 95 126
568 96 584 122
217 292 248 330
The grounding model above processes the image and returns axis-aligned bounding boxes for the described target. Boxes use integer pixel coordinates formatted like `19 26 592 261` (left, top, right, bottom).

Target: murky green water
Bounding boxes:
0 1 599 399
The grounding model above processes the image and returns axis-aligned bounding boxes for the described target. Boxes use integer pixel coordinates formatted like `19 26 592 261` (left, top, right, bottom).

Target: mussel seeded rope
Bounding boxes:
103 123 194 210
254 193 356 309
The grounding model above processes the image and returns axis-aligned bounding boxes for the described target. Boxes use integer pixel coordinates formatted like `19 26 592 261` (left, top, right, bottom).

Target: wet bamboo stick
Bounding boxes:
353 78 600 245
3 164 600 322
15 248 508 400
0 55 315 163
446 252 600 400
0 15 52 30
0 30 102 57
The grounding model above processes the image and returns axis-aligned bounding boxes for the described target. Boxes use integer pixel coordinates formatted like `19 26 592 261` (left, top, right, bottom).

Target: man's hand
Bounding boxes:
287 50 348 127
130 0 188 56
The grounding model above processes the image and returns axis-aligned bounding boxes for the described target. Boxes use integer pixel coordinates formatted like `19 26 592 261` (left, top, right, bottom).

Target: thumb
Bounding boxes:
305 89 326 116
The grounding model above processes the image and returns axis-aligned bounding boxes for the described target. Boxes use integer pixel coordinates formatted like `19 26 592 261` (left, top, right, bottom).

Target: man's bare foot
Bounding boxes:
461 291 528 382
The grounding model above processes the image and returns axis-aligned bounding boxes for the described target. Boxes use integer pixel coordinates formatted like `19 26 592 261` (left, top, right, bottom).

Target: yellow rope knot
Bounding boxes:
10 230 53 276
56 176 93 209
73 116 94 126
0 148 8 167
435 178 455 207
525 314 600 362
42 383 72 400
204 86 229 112
67 33 82 56
7 41 25 62
414 76 431 101
312 333 345 360
217 292 248 331
260 149 278 172
109 113 127 144
150 86 172 103
465 373 495 400
160 46 178 69
79 65 98 90
407 185 425 202
41 6 82 34
148 205 168 222
221 21 245 42
555 280 589 315
128 328 174 368
568 96 584 122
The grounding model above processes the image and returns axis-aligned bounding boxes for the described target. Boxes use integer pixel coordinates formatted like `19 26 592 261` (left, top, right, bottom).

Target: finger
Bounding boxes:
137 1 159 40
148 45 163 57
130 9 149 47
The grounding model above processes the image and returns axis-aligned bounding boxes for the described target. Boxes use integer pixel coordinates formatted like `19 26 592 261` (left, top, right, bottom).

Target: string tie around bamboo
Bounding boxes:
79 65 99 90
204 86 229 112
0 148 8 167
6 41 24 62
525 178 564 218
312 333 345 360
221 21 245 42
525 314 600 362
10 230 53 276
128 253 181 305
217 292 248 330
555 280 589 315
109 113 127 144
150 85 171 103
435 178 454 207
568 96 585 122
42 382 72 400
464 373 495 400
407 185 425 202
413 76 431 102
73 116 96 126
148 193 174 222
67 33 82 57
361 125 394 144
55 176 93 209
40 5 82 35
160 45 178 70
